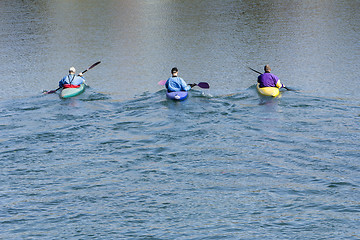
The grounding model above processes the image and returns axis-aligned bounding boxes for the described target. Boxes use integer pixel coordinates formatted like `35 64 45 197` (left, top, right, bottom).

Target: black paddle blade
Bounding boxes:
43 86 61 94
198 82 210 89
43 90 55 94
89 61 101 70
82 61 101 74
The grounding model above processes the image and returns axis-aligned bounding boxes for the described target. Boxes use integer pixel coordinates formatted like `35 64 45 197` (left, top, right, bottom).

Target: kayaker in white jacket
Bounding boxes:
59 67 85 88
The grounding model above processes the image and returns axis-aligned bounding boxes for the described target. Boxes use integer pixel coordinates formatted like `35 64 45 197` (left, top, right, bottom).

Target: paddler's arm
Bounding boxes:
77 72 85 85
276 79 285 89
180 78 191 91
165 78 170 91
183 84 191 91
59 79 64 88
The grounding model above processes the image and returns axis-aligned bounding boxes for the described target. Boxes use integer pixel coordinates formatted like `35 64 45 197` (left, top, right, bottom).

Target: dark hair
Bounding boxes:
171 67 178 74
264 65 271 72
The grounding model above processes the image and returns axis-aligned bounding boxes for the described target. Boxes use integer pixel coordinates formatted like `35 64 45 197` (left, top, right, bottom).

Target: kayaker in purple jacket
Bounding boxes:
257 65 285 89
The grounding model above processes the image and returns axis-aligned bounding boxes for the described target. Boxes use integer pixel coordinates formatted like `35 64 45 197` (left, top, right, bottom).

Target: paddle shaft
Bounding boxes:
248 67 291 91
46 61 101 94
158 80 209 89
248 67 262 75
46 87 61 94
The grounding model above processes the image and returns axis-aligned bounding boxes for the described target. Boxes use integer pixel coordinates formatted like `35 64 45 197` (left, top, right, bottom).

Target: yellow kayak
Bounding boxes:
256 83 280 97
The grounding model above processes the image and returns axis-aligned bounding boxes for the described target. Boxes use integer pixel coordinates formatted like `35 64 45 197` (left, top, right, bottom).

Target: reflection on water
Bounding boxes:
0 0 359 100
1 88 359 239
1 0 360 239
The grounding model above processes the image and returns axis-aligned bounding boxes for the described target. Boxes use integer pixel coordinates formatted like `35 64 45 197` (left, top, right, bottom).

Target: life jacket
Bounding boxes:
63 74 80 88
63 84 80 88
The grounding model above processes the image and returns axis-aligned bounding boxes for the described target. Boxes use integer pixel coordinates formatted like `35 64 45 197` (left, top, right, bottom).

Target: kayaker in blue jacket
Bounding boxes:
59 67 85 88
257 65 285 89
165 67 196 92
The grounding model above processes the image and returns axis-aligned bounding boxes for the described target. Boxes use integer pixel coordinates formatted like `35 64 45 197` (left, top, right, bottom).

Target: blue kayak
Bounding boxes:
166 91 188 101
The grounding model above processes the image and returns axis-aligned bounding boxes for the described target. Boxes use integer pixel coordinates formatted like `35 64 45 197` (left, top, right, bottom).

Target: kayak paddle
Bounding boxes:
194 82 210 89
81 61 101 74
43 61 101 94
248 67 262 75
158 80 210 89
248 67 294 91
158 80 166 85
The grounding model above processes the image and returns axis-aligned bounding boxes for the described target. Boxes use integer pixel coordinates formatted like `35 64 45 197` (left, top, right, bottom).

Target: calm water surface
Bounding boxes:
1 0 360 239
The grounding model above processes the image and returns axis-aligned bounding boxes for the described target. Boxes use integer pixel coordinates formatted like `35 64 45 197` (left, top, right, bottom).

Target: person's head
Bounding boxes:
171 67 178 76
69 67 76 74
264 65 271 73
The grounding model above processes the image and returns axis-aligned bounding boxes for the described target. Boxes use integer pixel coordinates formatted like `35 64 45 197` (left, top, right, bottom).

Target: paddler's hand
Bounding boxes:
189 83 197 88
78 72 83 77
